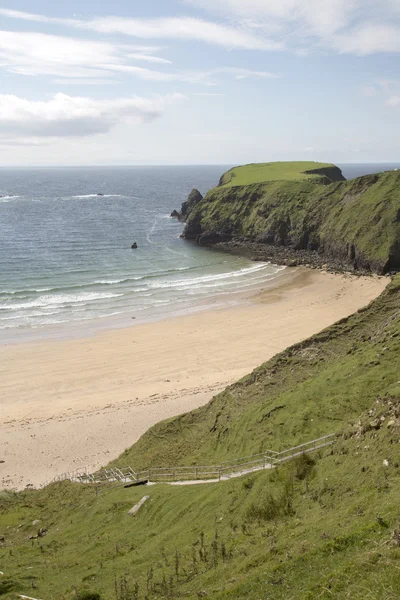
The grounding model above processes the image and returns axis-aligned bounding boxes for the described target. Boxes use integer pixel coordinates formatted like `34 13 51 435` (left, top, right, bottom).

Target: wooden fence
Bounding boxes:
47 434 335 489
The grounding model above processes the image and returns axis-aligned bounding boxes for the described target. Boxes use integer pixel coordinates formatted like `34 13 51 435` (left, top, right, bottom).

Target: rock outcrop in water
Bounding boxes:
182 167 400 274
170 188 203 222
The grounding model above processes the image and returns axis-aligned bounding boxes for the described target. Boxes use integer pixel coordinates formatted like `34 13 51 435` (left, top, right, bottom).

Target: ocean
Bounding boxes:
0 163 398 341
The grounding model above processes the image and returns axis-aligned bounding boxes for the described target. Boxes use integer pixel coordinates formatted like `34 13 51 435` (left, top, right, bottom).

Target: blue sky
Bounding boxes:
0 0 399 165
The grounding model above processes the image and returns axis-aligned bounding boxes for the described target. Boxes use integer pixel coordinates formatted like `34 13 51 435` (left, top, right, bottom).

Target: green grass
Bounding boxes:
219 161 339 187
1 423 400 599
1 277 400 599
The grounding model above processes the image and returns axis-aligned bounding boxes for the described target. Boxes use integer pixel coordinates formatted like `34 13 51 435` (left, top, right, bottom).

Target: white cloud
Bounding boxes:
185 0 356 36
0 30 170 80
194 92 226 96
1 2 400 55
0 7 75 25
0 92 186 138
332 24 400 54
387 96 400 108
0 30 279 83
81 16 280 51
126 53 171 64
53 78 119 86
361 79 400 108
184 0 400 54
214 67 279 79
0 8 281 51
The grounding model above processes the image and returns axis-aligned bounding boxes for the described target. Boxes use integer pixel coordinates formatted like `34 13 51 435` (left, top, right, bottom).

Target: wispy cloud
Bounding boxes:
214 67 279 79
361 79 400 108
1 3 399 58
0 30 170 80
126 53 171 64
332 24 400 55
184 0 400 55
0 8 281 51
52 78 119 86
387 96 400 108
0 7 76 25
0 30 279 84
0 92 186 138
194 92 226 96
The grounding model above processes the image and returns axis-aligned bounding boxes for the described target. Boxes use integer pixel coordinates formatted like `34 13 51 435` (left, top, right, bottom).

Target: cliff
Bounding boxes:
182 168 400 274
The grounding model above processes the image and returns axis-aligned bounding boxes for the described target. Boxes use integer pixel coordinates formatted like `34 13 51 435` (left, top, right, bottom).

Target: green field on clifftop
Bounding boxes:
219 161 340 187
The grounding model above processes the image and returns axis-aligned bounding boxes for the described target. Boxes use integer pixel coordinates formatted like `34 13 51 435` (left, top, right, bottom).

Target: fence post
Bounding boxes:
195 467 198 480
219 467 222 482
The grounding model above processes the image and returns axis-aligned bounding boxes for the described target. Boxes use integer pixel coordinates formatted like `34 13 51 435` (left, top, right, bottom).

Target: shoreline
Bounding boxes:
0 261 288 347
0 268 388 490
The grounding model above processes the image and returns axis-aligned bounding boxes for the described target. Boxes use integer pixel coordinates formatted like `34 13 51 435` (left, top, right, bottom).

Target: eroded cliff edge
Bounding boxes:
181 168 400 274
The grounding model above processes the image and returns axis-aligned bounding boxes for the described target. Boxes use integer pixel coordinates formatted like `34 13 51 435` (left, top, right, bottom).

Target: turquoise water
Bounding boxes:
1 163 398 341
0 166 283 339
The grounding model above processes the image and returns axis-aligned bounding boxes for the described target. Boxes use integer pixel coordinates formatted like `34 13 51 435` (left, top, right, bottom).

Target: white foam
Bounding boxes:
148 263 271 289
94 279 125 285
1 291 123 311
0 195 21 203
71 194 124 199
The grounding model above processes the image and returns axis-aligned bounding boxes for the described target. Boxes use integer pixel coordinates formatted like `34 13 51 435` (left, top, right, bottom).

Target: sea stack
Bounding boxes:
170 188 203 222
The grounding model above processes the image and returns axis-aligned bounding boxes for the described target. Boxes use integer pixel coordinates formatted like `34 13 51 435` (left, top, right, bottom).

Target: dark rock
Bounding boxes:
171 188 203 222
197 231 232 245
303 165 346 182
97 193 104 196
131 242 138 249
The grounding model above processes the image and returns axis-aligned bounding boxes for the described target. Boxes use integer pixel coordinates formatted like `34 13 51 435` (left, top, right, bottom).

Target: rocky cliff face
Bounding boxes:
302 165 346 183
171 188 203 222
182 170 400 274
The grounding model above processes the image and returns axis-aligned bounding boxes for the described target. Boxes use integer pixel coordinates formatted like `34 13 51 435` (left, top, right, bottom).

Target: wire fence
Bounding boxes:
46 434 335 489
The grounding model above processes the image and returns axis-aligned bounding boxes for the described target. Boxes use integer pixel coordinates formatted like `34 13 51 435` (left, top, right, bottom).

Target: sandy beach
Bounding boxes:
0 268 388 490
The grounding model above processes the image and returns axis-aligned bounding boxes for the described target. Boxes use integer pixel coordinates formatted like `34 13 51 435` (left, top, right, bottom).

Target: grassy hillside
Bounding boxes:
218 161 345 187
1 276 399 599
183 170 400 273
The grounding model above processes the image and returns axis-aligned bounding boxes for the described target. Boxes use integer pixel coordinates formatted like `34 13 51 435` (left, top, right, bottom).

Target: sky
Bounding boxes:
0 0 399 166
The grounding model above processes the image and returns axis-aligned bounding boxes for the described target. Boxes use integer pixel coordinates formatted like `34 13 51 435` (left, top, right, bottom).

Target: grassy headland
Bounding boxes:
218 161 345 187
1 275 400 599
182 165 400 274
